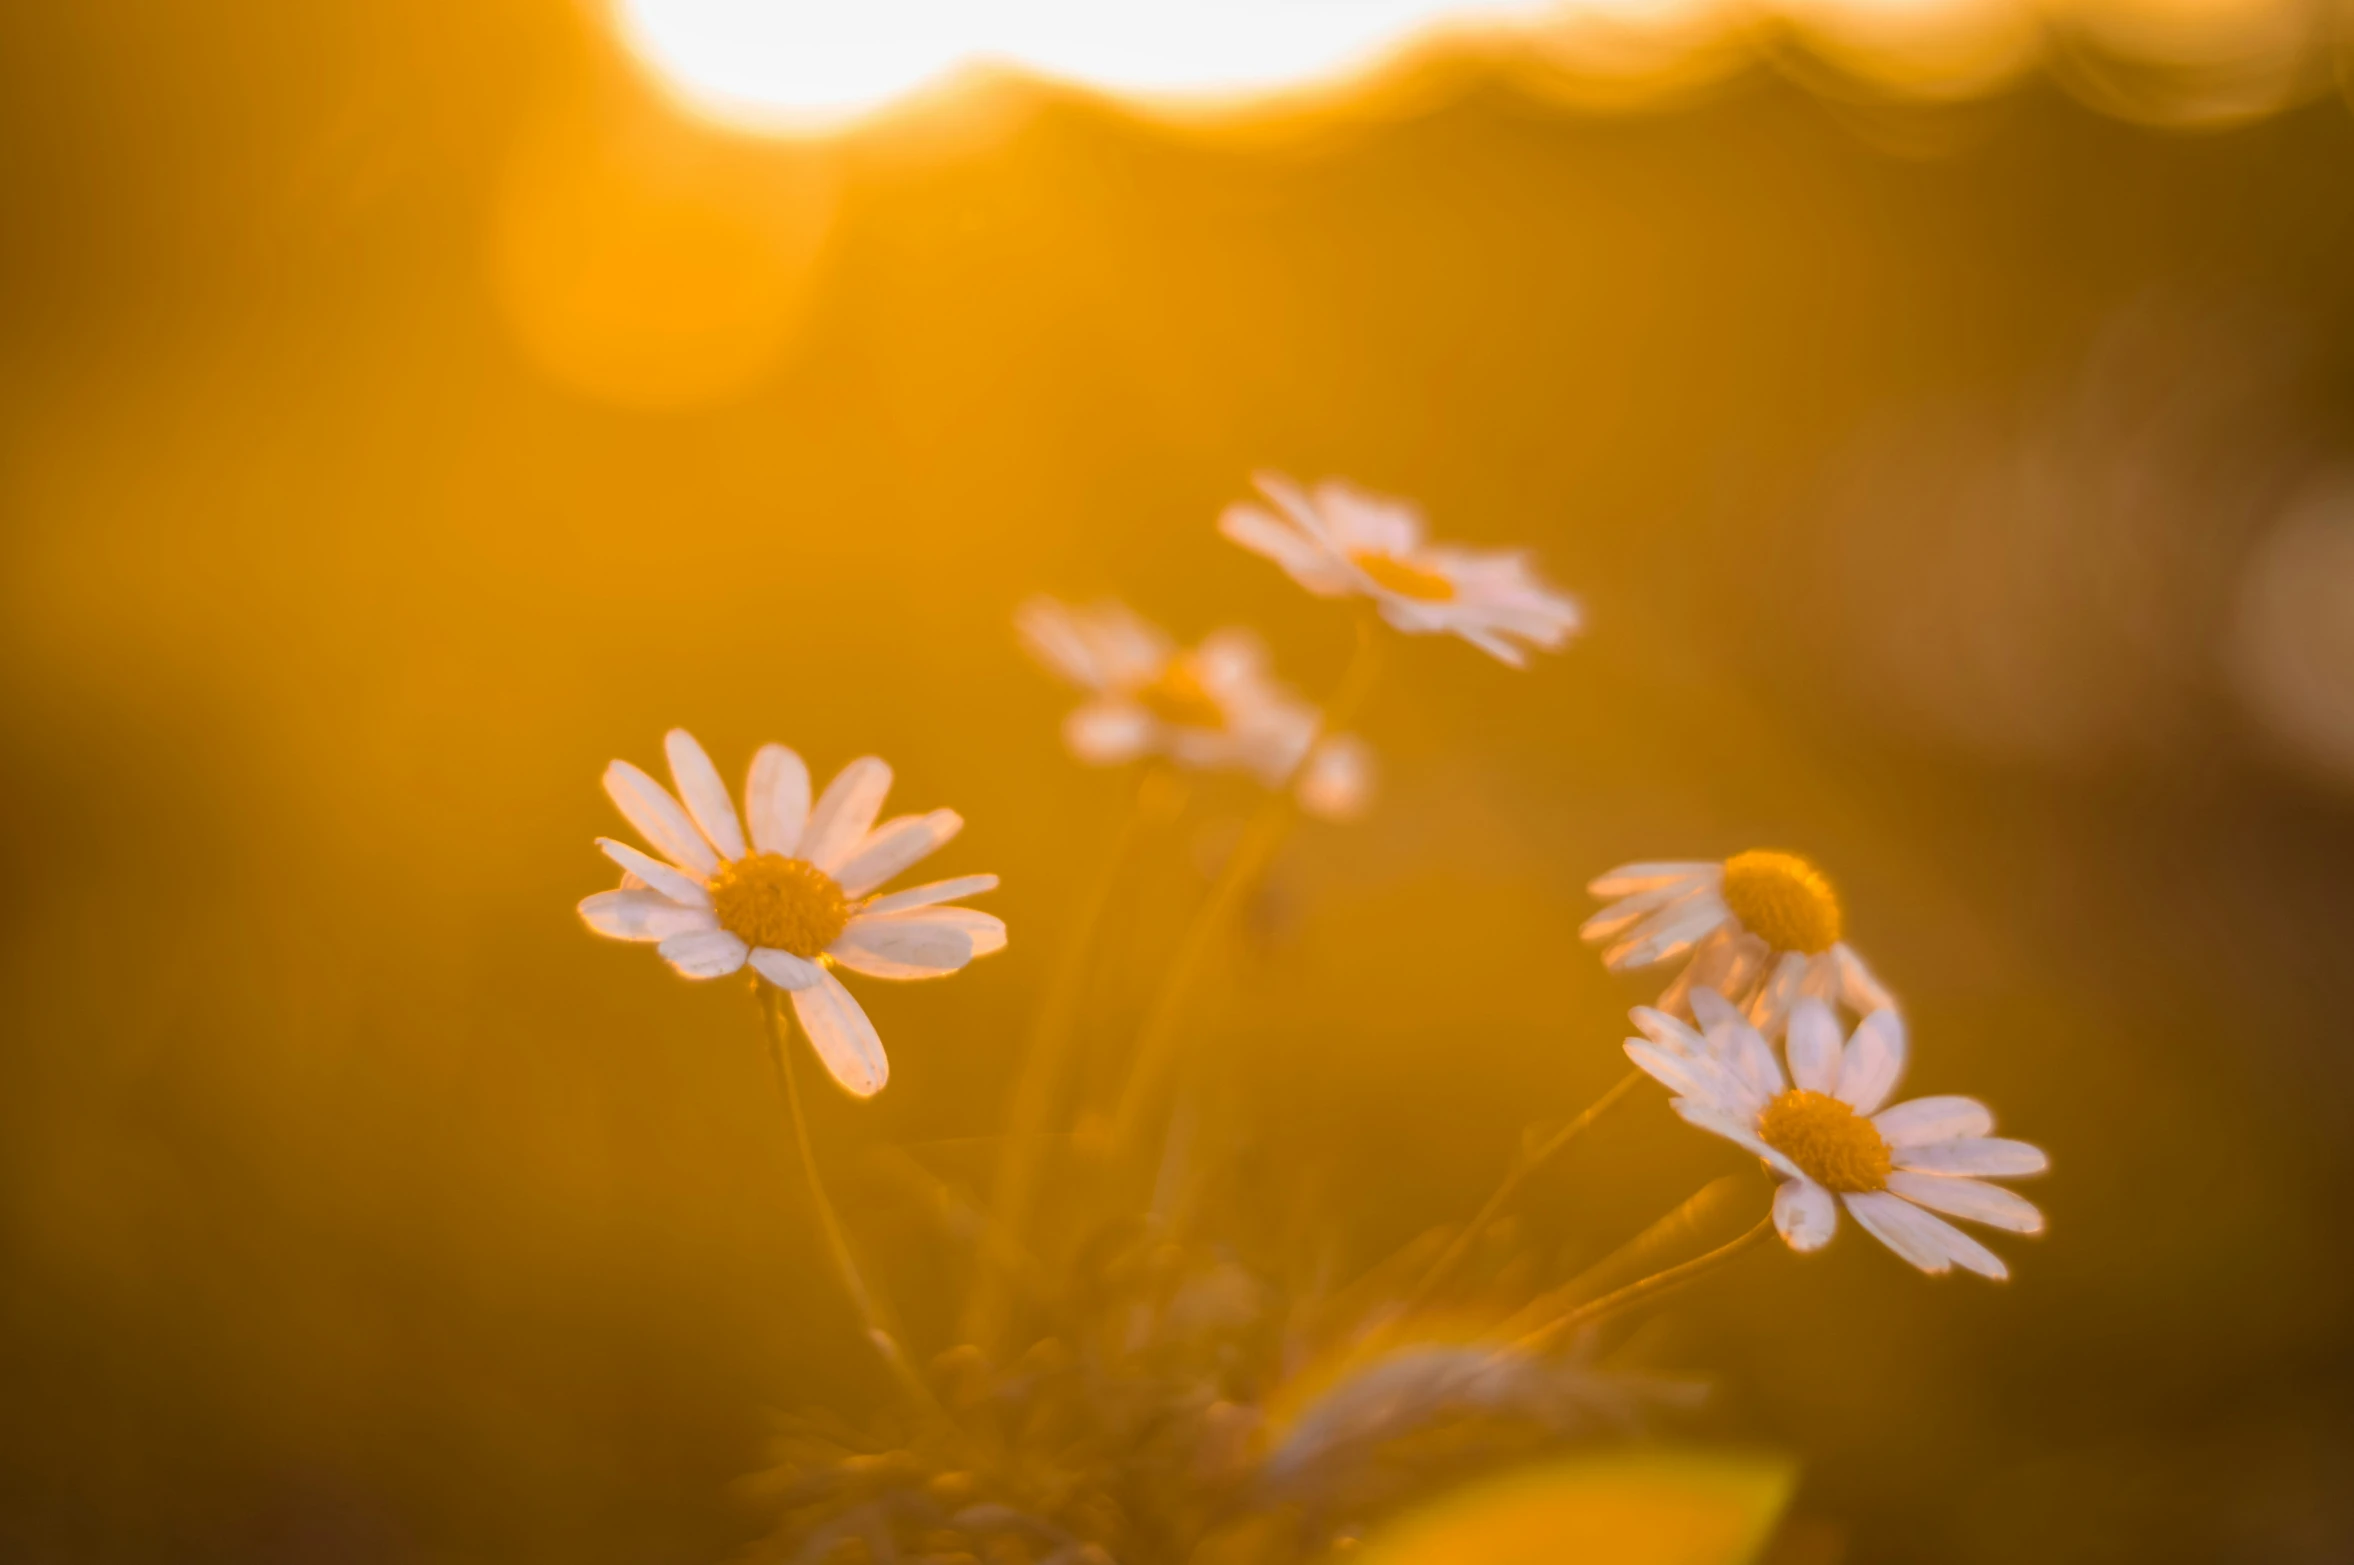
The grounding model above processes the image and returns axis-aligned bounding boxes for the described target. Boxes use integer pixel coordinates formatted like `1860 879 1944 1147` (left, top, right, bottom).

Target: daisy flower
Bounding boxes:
577 729 1005 1099
1217 474 1580 667
1626 992 2047 1279
1016 596 1374 820
1583 851 1893 1035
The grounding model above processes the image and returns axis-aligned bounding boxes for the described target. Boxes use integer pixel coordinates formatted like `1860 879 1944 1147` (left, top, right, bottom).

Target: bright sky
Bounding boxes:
612 0 1588 130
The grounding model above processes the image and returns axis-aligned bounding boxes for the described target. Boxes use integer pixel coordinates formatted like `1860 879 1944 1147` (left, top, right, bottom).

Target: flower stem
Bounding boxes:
1100 610 1383 1169
759 983 948 1425
1509 1210 1775 1354
1400 1066 1644 1315
957 767 1178 1353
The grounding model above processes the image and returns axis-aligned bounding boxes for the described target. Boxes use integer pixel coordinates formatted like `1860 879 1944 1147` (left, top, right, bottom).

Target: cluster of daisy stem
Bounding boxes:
755 600 1772 1439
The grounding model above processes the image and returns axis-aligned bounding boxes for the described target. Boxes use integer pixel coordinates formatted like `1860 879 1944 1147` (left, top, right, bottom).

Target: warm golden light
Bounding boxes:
611 0 1574 130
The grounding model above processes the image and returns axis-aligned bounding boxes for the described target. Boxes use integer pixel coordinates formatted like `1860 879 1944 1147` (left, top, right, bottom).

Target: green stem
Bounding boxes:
1399 1066 1644 1316
759 984 948 1425
957 768 1175 1353
1509 1212 1775 1354
1100 611 1383 1168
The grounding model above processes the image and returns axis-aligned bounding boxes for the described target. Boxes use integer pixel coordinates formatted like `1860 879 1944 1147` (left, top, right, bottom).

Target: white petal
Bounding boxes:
745 744 811 857
791 970 888 1098
862 874 999 917
1066 700 1159 768
597 839 710 908
665 729 746 861
1873 1095 1994 1148
1671 1098 1802 1180
1218 503 1353 595
1842 1191 1951 1275
1784 999 1843 1095
657 927 749 979
748 948 824 990
834 810 963 898
894 904 1007 957
1580 880 1708 944
1894 1137 2048 1177
1015 597 1106 689
1835 943 1894 1014
1747 951 1810 1040
1629 1005 1707 1056
1625 1038 1720 1102
1693 991 1783 1101
1886 1173 2044 1234
602 761 718 877
1601 898 1725 971
578 888 717 942
1836 1009 1908 1115
1586 863 1713 898
1773 1179 1839 1253
1296 733 1375 821
1848 1193 2007 1279
800 757 893 874
830 914 976 979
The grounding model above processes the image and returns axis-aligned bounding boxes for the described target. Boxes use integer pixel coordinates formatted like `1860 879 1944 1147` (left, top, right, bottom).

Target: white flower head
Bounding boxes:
1016 596 1374 821
1583 851 1892 1036
1626 992 2048 1279
578 729 1005 1099
1217 473 1580 667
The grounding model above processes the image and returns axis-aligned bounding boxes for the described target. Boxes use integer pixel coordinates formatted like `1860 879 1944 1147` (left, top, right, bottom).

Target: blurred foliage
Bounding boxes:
1358 1449 1797 1565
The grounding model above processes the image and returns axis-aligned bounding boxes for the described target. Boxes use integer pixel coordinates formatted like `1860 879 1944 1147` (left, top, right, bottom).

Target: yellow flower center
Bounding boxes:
1757 1089 1892 1193
706 852 851 958
1135 657 1228 732
1720 850 1842 954
1348 550 1456 602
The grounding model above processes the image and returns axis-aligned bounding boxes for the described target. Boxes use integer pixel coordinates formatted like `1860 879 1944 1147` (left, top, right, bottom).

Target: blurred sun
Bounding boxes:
611 0 1577 130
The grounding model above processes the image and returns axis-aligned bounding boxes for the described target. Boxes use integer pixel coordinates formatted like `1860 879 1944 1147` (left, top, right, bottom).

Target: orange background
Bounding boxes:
4 3 2353 1560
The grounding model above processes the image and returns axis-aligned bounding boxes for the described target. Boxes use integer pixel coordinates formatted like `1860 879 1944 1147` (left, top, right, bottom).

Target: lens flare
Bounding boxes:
611 0 1573 131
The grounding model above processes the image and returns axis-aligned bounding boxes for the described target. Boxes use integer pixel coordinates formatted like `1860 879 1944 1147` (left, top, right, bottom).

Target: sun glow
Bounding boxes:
611 0 1577 131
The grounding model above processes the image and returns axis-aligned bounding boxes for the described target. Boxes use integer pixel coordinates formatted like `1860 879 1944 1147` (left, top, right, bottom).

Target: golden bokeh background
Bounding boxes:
5 1 2354 1559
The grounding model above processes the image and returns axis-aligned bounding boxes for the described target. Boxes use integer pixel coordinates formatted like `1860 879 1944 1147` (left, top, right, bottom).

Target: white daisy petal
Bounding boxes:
801 757 893 874
602 761 718 877
661 730 746 862
746 744 812 857
1872 1095 1995 1148
597 839 710 908
1849 1192 2008 1279
1842 1190 1959 1275
791 969 889 1098
830 915 976 980
1785 999 1843 1095
1580 880 1709 944
657 928 749 979
1671 1098 1802 1180
749 948 825 990
896 905 1007 958
1218 503 1353 594
1773 1178 1839 1253
1602 899 1726 971
1065 701 1156 766
1625 1038 1721 1102
1886 1173 2044 1234
1836 1008 1908 1115
1834 943 1894 1014
1016 597 1107 689
578 888 717 942
1586 863 1714 898
1629 1005 1707 1056
861 874 999 917
835 809 963 898
1894 1137 2049 1178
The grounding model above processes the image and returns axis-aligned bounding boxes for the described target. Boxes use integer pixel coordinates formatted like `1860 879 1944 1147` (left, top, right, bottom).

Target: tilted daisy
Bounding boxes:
1626 992 2048 1279
1217 474 1580 667
1016 596 1374 820
578 730 1005 1099
1583 851 1892 1035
